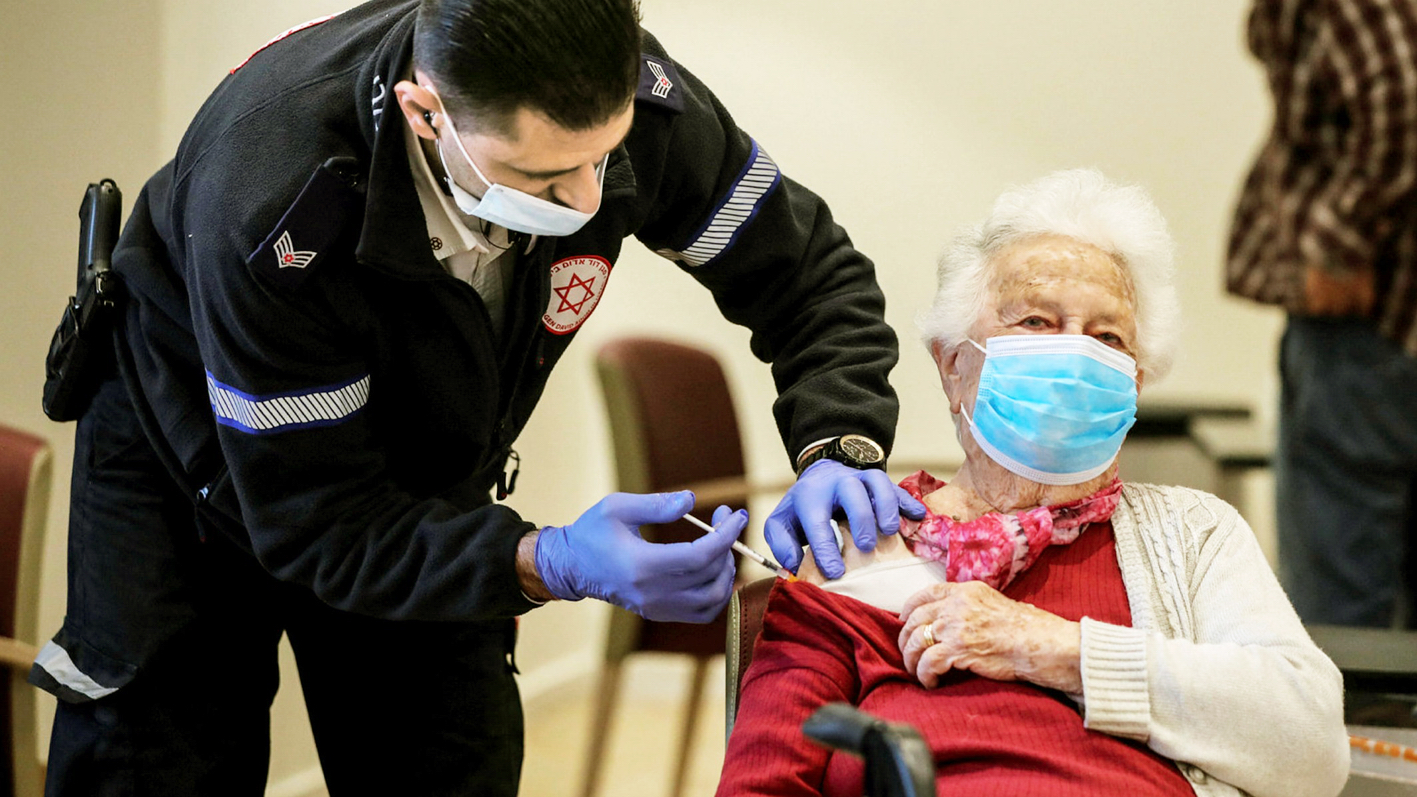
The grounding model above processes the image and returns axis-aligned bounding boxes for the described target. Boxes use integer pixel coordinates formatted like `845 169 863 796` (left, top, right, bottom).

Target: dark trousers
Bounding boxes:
1276 316 1417 627
43 378 525 796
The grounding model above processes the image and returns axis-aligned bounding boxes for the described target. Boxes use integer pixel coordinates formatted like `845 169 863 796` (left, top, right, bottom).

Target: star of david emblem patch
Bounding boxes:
554 272 597 314
543 256 612 335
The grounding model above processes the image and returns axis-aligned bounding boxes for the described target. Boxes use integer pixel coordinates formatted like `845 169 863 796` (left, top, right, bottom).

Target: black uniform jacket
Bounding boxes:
109 0 901 625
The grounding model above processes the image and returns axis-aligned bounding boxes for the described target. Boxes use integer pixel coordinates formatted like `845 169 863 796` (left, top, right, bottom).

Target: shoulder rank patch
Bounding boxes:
248 157 362 291
273 231 317 270
636 54 684 114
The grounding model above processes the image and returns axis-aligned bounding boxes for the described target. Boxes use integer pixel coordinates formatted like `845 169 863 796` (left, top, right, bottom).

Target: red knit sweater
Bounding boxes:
716 521 1194 796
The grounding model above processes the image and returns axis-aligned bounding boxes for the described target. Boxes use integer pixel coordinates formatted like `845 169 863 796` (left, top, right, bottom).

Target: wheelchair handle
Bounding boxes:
803 703 936 797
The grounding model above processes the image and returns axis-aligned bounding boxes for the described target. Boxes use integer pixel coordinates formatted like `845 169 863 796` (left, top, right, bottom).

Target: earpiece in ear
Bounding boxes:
423 110 435 126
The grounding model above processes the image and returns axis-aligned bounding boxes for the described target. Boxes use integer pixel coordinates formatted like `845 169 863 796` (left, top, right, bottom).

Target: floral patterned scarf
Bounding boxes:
899 470 1124 591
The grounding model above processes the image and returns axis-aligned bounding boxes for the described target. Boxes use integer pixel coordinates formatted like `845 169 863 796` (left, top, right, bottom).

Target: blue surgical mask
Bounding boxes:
430 94 605 237
961 334 1138 485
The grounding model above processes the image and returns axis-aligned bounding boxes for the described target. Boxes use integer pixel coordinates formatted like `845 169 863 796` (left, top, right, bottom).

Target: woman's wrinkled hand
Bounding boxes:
897 581 1083 693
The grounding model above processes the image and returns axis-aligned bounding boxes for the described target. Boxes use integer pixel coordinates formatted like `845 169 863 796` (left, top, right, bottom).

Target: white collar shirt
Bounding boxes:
402 113 529 337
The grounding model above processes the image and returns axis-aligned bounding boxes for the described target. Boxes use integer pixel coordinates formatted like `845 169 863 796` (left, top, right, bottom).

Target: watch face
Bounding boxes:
838 435 883 464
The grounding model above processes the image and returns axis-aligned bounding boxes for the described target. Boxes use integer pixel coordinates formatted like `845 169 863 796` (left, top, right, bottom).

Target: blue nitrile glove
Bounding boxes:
534 491 743 623
763 460 927 580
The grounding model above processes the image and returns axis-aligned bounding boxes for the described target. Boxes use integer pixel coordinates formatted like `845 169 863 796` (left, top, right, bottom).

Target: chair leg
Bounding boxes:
579 659 624 797
669 656 710 797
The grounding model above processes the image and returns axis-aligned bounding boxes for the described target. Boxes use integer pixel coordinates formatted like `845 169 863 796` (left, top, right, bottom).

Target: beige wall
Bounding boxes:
1 0 162 778
1 0 1283 792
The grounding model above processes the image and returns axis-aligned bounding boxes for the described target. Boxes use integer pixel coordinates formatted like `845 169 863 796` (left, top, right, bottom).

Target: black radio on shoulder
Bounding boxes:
42 179 124 422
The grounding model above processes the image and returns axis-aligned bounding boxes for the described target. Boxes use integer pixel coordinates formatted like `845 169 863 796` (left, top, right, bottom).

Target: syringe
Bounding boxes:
681 512 797 582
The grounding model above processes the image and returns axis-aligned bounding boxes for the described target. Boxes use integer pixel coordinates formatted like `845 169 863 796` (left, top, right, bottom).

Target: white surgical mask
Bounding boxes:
429 94 605 237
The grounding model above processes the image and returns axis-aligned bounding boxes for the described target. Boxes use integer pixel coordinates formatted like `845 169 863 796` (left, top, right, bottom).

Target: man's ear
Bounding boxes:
931 339 965 414
393 72 441 140
1135 367 1146 396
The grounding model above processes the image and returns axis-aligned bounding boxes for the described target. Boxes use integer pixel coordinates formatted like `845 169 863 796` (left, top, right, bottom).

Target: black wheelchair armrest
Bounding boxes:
803 703 935 797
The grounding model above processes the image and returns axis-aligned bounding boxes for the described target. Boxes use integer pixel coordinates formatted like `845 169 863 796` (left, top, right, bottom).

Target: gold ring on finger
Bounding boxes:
921 622 936 648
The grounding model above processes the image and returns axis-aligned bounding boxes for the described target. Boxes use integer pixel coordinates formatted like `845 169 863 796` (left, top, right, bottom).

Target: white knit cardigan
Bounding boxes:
1079 484 1350 797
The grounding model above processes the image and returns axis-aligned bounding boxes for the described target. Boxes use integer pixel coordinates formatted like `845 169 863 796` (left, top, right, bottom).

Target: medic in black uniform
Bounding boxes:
33 0 925 794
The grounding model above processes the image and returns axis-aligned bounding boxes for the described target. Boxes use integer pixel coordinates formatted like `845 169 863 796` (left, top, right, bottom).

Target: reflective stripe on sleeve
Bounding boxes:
33 641 119 701
666 140 782 267
206 370 370 435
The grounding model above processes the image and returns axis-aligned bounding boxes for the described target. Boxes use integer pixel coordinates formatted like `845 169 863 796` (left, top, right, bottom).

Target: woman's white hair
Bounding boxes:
916 168 1180 381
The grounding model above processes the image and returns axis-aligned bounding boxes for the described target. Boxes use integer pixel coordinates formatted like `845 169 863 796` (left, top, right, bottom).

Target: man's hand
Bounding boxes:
898 581 1082 693
763 460 926 580
1302 261 1375 316
532 492 742 623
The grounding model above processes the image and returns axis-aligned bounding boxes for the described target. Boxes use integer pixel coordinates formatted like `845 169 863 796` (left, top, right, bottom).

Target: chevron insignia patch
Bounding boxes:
636 54 684 113
273 231 317 269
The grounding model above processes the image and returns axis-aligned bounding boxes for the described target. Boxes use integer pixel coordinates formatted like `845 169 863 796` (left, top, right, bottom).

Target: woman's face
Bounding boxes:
936 233 1142 419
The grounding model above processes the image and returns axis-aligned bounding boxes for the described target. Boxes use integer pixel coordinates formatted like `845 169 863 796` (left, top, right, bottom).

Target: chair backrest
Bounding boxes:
596 337 747 506
0 424 51 797
595 337 749 659
724 577 776 740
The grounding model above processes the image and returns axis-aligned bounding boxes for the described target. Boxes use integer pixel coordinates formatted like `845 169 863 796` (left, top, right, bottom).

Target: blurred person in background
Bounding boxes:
1227 0 1417 628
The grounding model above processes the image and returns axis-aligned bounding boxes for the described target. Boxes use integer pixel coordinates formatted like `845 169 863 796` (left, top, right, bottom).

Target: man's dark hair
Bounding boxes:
414 0 642 136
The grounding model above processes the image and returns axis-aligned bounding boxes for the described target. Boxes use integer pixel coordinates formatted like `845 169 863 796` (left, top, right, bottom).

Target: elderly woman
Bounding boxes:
716 170 1349 797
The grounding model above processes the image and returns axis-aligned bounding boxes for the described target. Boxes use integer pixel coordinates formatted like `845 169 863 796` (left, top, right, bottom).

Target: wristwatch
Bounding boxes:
796 434 886 476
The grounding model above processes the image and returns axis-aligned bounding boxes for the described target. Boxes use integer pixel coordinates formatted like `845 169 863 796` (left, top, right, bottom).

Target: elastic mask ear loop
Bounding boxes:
958 338 987 433
424 87 491 194
445 115 498 190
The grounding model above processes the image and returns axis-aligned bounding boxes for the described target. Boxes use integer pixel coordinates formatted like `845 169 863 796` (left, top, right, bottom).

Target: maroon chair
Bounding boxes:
584 337 786 797
0 424 51 797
